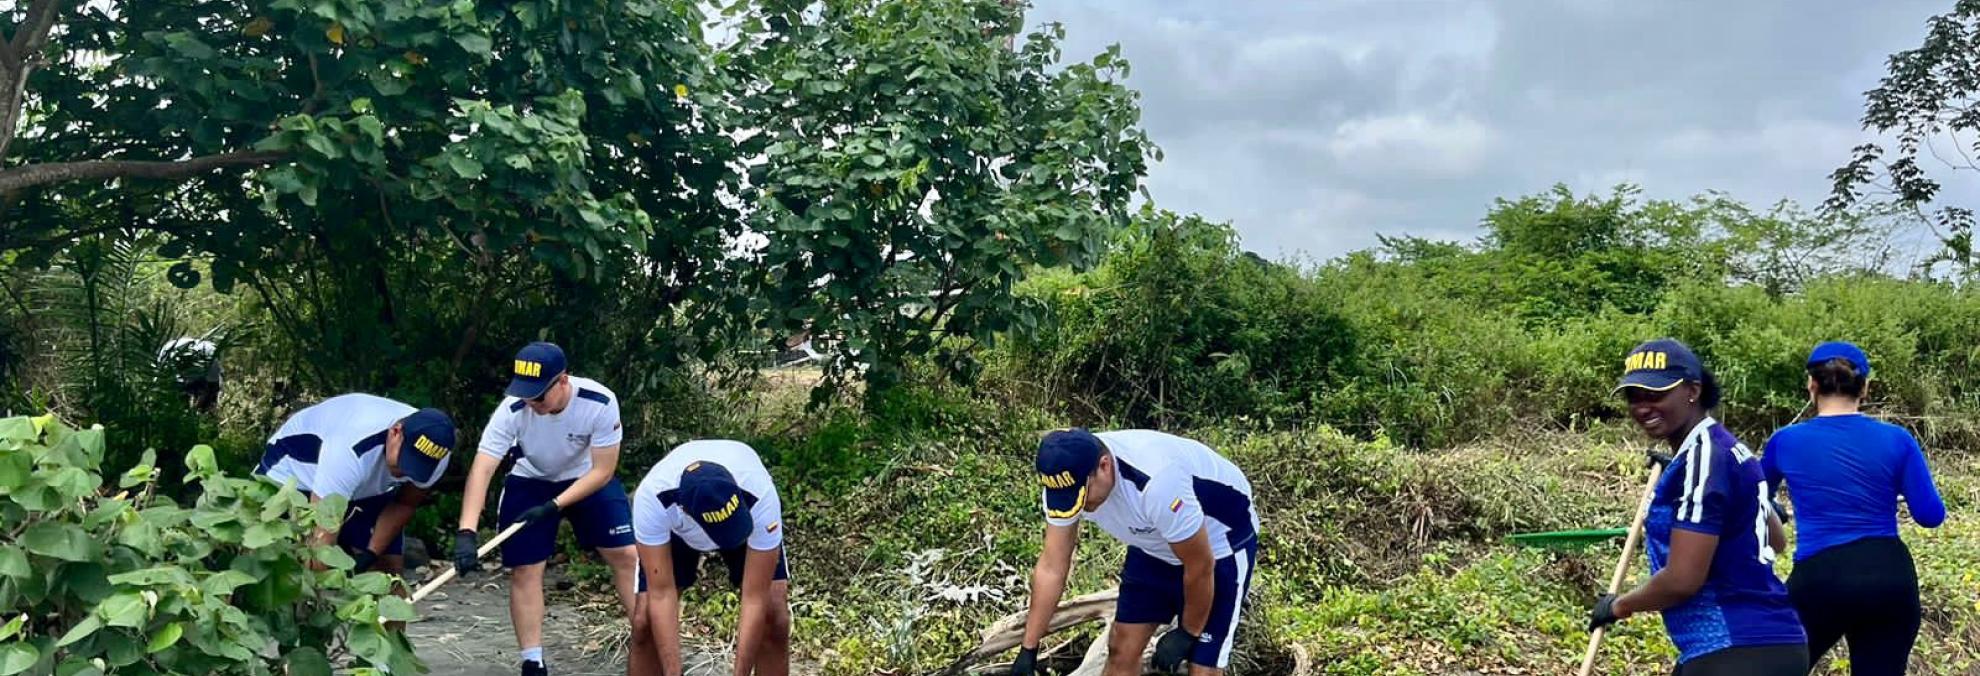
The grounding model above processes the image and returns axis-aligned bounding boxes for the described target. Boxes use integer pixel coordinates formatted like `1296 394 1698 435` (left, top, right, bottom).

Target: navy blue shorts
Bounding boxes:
637 545 789 592
318 492 404 556
1114 539 1259 669
497 475 636 567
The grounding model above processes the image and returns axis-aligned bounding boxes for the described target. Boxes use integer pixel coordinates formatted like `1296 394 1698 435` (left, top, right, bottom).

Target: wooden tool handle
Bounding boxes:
1578 463 1664 676
409 520 530 604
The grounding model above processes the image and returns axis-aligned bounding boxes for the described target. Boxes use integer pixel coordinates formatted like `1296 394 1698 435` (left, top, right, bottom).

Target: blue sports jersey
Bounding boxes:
1761 414 1945 562
1643 417 1805 663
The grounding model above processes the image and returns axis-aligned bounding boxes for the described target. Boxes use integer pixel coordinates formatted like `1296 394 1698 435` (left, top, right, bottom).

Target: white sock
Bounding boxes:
519 647 544 665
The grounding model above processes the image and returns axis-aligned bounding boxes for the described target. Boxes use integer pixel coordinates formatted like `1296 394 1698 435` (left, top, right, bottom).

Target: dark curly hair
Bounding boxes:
1697 368 1723 410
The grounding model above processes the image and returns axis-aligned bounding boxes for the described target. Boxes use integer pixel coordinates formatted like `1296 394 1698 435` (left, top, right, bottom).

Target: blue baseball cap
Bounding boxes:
1036 429 1105 519
1808 341 1871 377
678 461 754 550
505 342 568 399
397 408 456 487
1615 338 1707 393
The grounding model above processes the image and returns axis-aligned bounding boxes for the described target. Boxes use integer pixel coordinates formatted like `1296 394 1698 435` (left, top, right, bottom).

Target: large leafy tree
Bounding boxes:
726 0 1153 395
0 0 739 404
1830 0 1980 280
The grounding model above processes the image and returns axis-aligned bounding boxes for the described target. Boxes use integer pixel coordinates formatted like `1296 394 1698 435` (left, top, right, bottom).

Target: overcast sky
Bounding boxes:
1023 0 1972 261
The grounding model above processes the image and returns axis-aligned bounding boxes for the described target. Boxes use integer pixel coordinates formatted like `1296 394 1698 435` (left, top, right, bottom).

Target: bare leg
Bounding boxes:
759 581 793 676
598 545 641 613
1189 663 1225 676
1105 622 1158 676
628 592 659 676
510 562 547 653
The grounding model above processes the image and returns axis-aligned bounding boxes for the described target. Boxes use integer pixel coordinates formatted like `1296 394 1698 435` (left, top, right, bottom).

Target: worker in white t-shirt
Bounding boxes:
631 440 792 676
254 394 457 575
1011 429 1260 676
453 342 642 676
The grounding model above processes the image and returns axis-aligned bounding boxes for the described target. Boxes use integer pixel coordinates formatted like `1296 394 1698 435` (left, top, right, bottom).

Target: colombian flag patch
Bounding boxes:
766 522 781 534
1169 498 1184 512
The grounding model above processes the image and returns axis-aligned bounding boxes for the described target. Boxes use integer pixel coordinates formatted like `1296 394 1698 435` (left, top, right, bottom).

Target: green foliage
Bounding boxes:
0 414 417 674
729 0 1153 396
998 209 1353 428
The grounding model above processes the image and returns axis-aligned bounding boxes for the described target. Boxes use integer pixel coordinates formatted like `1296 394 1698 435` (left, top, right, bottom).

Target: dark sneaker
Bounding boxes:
521 661 548 676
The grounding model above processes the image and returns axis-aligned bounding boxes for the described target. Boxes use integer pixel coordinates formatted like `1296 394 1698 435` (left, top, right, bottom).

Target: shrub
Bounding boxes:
0 415 419 675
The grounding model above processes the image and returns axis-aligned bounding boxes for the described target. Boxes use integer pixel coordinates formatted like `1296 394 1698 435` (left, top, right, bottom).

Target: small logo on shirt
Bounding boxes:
566 433 591 447
1169 498 1184 513
514 359 544 377
609 524 631 535
702 494 741 523
766 522 780 534
1129 526 1157 535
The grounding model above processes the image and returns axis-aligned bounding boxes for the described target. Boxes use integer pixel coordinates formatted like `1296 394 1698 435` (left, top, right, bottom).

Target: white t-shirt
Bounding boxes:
259 393 442 499
633 440 785 552
1043 430 1258 565
477 376 624 482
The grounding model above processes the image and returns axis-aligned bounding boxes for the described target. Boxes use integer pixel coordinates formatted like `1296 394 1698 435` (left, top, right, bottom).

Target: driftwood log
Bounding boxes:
937 589 1119 676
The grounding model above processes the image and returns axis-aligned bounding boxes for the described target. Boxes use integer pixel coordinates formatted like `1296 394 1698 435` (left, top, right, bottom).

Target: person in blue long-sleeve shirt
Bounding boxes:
1761 341 1946 675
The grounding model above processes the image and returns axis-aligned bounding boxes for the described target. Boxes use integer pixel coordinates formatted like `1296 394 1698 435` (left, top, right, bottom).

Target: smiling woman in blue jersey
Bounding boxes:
1588 339 1807 676
1760 342 1945 675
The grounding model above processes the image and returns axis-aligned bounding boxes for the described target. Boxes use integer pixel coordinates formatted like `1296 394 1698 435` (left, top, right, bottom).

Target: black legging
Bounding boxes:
1787 536 1922 675
1671 644 1808 676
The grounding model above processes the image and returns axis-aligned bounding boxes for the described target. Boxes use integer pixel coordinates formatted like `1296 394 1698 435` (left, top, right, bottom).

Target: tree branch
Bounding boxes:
11 0 64 56
0 150 287 196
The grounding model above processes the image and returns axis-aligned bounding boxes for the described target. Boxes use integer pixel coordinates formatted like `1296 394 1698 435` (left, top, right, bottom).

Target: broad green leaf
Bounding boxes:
71 428 104 465
45 467 99 500
348 572 394 596
346 625 391 663
446 155 484 179
453 33 492 56
116 520 163 558
22 522 97 562
378 596 418 622
0 616 20 642
107 567 195 587
242 522 278 549
184 446 217 476
0 418 32 442
97 591 148 628
313 546 356 571
0 548 25 578
198 571 256 597
54 615 101 648
0 642 37 675
144 623 181 653
286 647 333 676
0 451 30 491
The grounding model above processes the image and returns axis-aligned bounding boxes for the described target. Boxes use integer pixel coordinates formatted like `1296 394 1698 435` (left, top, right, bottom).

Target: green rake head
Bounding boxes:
1505 527 1628 550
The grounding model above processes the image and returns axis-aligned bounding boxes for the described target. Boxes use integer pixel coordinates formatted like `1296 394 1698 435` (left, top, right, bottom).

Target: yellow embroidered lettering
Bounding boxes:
514 360 543 377
413 435 447 459
701 494 741 522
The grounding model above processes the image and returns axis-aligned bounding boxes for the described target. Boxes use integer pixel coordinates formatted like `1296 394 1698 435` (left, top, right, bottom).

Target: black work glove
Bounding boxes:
1645 449 1675 470
1151 627 1197 673
1009 645 1038 676
518 501 560 526
348 546 379 574
453 529 481 574
1588 593 1623 631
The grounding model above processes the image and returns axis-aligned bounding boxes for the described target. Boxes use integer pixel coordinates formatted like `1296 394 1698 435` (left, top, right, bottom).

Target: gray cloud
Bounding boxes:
1026 0 1975 260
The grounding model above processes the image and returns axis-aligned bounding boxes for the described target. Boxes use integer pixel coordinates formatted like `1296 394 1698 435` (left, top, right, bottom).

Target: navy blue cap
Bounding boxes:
505 342 568 399
679 461 753 550
1615 338 1706 393
1808 341 1871 377
1037 428 1105 519
397 408 456 487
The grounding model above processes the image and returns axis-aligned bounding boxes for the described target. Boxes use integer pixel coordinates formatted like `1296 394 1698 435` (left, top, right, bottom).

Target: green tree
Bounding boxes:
727 0 1153 398
1829 0 1979 280
0 0 738 409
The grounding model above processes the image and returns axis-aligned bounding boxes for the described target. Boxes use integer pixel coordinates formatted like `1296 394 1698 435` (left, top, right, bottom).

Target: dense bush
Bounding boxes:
0 415 418 675
991 186 1980 448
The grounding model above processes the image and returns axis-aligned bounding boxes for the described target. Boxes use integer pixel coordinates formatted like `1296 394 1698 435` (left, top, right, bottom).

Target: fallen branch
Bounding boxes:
935 588 1119 676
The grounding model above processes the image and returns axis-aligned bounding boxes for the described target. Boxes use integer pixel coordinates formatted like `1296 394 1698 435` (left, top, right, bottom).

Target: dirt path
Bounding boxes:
403 565 729 676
